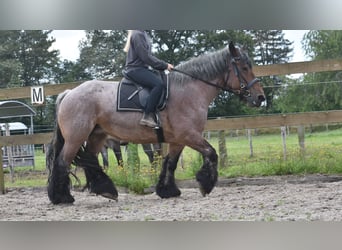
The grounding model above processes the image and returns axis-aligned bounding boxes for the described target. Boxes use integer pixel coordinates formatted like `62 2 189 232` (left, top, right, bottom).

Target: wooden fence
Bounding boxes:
1 58 342 194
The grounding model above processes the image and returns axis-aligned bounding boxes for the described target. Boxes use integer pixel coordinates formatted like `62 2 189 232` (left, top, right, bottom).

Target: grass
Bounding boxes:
3 126 342 193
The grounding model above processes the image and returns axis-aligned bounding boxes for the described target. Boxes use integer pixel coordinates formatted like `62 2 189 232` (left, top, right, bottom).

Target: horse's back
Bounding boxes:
73 80 117 97
63 80 117 104
58 80 119 122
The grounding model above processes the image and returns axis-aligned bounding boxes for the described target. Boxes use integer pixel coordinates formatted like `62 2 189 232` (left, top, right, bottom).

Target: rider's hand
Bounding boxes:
167 64 174 71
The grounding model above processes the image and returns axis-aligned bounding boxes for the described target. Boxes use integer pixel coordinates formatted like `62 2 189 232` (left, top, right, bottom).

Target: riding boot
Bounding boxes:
139 113 158 128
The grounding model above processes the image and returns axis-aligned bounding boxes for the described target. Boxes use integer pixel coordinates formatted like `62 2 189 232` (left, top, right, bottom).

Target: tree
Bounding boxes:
55 59 91 83
277 31 342 113
302 31 342 111
0 30 59 87
249 30 293 113
0 31 22 88
78 30 126 79
18 30 59 86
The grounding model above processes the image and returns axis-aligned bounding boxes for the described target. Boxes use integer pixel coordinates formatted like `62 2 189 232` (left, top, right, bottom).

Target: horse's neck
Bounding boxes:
170 79 220 109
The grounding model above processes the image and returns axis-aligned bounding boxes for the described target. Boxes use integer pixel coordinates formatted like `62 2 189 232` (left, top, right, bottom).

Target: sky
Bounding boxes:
49 30 310 62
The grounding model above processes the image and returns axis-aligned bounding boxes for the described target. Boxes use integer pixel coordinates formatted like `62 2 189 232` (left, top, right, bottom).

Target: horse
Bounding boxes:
47 42 265 204
100 137 162 168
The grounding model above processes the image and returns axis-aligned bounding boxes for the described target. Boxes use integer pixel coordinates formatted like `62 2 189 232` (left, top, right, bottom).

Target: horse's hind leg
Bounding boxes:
80 133 118 200
111 140 123 166
48 144 80 204
156 143 183 198
100 146 109 169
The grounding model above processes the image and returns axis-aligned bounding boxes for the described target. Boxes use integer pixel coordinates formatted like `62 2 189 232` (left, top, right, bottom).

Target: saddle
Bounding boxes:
117 70 169 112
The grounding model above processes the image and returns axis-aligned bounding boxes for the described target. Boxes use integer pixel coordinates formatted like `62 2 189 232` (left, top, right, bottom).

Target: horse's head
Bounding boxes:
226 42 265 107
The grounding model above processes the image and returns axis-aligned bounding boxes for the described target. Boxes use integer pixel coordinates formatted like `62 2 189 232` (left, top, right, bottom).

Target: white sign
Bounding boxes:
31 86 45 105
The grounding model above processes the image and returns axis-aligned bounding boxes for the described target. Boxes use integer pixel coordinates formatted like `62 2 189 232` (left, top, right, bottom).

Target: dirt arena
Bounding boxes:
1 175 342 221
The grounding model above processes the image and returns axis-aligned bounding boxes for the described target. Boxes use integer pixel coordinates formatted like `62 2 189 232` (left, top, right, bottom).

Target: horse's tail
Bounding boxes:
46 89 70 174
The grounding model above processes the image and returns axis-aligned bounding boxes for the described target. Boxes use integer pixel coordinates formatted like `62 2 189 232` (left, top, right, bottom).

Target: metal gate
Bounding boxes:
0 101 36 169
1 122 35 168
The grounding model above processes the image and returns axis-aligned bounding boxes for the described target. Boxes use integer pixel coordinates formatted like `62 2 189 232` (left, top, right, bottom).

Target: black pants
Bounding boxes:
126 68 164 114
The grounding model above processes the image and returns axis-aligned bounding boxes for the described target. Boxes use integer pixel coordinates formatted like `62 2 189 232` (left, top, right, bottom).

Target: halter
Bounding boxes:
172 55 260 97
230 56 260 97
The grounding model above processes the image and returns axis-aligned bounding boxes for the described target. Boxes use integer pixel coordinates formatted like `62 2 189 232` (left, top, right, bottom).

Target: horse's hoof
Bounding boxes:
100 192 118 201
196 169 217 196
156 184 181 198
199 185 207 197
50 194 75 205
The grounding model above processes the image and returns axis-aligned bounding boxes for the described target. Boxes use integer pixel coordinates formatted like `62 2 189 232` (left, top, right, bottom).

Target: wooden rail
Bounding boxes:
0 59 342 101
253 59 342 76
0 110 341 147
204 110 342 130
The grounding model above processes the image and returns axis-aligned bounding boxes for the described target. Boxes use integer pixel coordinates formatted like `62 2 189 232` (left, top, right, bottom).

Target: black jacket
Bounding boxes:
125 30 168 72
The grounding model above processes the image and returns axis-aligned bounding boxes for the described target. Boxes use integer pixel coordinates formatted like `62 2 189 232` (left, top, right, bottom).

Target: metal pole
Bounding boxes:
0 145 5 194
30 115 35 169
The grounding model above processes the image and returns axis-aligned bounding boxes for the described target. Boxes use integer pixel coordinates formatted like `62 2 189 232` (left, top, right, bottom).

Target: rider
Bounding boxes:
124 30 174 128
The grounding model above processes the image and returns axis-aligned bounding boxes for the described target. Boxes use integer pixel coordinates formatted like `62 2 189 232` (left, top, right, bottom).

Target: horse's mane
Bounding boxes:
169 46 252 88
169 47 230 87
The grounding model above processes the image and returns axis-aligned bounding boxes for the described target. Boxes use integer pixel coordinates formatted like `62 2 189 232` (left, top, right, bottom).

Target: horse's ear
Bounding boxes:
241 44 248 52
229 41 239 57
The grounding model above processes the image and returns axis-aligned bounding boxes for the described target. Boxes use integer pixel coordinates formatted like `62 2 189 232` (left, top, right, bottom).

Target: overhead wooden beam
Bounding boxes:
205 110 342 131
254 59 342 77
0 132 53 147
0 82 82 100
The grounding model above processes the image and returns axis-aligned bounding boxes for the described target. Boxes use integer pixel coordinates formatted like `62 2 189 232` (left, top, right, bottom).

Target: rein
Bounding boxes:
172 68 231 92
172 58 260 97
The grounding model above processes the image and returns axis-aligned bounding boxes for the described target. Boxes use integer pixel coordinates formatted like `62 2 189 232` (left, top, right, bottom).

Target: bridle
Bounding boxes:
172 55 260 98
230 56 260 97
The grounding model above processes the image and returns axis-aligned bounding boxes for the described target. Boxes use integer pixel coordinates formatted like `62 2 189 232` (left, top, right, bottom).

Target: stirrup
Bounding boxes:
154 112 162 129
140 113 158 128
139 113 161 129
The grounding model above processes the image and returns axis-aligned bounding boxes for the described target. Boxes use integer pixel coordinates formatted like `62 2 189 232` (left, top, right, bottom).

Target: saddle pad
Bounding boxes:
117 77 169 112
117 80 145 112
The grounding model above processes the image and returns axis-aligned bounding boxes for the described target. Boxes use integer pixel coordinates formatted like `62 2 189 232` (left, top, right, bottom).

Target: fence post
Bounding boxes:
281 126 287 160
218 130 228 168
247 129 253 157
5 124 14 182
297 125 305 155
0 147 5 194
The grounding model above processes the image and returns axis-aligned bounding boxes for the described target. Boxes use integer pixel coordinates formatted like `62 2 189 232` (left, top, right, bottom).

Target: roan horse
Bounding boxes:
47 42 265 204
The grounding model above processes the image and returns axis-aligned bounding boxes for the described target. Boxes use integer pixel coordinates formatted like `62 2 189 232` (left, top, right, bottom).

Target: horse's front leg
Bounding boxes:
190 137 218 196
156 143 184 198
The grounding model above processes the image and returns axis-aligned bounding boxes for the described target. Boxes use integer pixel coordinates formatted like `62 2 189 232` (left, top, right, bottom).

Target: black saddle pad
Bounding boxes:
117 76 169 112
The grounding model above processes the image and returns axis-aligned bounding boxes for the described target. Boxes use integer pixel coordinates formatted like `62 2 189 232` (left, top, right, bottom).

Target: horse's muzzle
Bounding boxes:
247 94 265 107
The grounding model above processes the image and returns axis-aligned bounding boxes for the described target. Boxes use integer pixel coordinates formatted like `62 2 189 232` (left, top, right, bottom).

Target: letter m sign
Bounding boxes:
31 86 45 105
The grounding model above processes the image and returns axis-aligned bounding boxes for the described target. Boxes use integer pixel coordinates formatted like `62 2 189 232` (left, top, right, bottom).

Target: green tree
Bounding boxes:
149 30 198 64
249 30 293 113
277 30 342 112
18 30 59 86
78 30 126 79
0 31 22 88
55 59 91 83
301 30 342 111
0 30 59 87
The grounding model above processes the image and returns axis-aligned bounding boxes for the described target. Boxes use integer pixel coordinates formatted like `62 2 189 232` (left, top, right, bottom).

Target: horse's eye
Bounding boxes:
242 66 248 72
